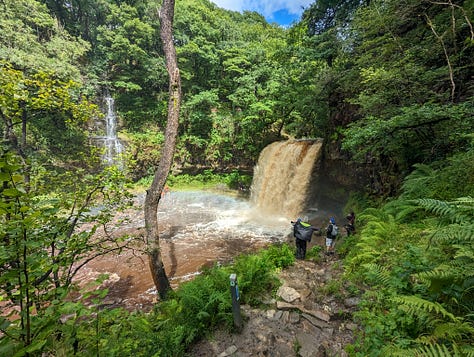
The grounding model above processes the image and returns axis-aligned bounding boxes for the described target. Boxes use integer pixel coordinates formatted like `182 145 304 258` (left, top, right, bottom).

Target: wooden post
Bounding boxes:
230 273 242 330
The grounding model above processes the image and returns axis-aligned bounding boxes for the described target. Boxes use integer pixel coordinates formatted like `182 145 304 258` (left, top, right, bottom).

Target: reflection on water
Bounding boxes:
75 191 294 311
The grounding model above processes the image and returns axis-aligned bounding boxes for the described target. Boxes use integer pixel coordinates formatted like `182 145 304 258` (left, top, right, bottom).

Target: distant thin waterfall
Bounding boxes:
250 139 323 219
102 96 123 166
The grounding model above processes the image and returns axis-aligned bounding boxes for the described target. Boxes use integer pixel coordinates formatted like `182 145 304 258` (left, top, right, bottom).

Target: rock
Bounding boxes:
266 309 276 319
299 289 312 301
276 301 296 310
344 297 360 308
316 344 328 357
345 322 359 331
295 332 321 357
277 286 301 303
322 327 334 338
255 332 268 343
315 269 325 275
218 345 238 357
300 307 331 322
273 310 283 320
289 311 300 324
301 313 328 329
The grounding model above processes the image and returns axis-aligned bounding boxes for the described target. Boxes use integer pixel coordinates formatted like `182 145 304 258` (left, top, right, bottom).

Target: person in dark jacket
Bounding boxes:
292 218 318 259
345 211 356 236
325 217 338 255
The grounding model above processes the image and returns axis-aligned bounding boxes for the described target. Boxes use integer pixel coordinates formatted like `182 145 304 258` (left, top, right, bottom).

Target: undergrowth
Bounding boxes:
343 153 474 356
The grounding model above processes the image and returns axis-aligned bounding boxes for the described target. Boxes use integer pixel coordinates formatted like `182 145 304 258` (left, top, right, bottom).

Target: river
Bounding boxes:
74 190 293 311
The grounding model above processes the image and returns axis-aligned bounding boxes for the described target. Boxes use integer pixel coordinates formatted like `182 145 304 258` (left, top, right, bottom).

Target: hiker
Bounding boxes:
345 211 356 236
325 217 338 255
291 218 318 260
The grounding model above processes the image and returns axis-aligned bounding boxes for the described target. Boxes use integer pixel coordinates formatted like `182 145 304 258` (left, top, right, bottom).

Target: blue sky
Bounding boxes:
210 0 314 27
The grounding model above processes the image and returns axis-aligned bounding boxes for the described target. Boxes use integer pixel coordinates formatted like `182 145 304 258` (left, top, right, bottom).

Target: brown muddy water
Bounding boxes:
74 191 294 311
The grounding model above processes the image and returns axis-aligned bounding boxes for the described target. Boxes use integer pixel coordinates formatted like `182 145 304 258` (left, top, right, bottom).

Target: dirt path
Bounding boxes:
189 251 360 357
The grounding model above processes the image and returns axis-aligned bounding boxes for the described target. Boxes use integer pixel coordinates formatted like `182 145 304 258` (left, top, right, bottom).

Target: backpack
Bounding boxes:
295 221 314 242
331 224 338 237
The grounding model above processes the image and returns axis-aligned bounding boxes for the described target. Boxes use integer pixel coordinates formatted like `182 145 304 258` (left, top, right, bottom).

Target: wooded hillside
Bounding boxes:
3 0 472 193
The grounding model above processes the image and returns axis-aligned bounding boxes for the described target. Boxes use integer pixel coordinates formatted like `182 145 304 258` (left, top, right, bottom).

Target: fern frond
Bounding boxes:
413 343 457 357
453 244 474 261
416 321 474 345
363 263 394 287
394 295 458 322
396 203 424 222
450 197 474 213
415 198 474 225
358 207 391 225
415 199 456 219
383 343 459 357
459 343 474 357
414 266 456 286
429 224 474 245
400 164 436 200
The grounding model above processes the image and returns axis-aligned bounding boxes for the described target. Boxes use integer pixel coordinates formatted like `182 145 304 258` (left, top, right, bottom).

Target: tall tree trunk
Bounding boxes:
144 0 181 300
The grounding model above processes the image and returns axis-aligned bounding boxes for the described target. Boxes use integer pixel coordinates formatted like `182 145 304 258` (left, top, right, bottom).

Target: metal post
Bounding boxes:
229 273 242 330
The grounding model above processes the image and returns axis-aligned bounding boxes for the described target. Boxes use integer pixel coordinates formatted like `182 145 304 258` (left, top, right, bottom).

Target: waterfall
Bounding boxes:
250 139 323 219
101 96 123 166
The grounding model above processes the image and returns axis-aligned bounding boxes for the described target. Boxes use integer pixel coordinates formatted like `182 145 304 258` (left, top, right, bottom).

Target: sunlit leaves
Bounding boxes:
0 0 89 79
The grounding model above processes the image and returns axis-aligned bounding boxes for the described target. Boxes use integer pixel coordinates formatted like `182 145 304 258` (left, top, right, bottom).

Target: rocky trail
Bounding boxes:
189 252 360 357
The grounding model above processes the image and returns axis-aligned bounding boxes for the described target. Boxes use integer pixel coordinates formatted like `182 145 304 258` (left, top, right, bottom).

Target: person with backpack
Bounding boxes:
344 211 356 236
291 218 319 260
325 217 338 255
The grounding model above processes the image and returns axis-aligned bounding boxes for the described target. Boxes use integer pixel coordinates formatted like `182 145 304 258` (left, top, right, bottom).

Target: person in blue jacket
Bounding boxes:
292 218 319 260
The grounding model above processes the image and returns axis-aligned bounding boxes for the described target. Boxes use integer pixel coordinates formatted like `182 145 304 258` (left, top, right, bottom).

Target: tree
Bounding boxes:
0 148 133 356
144 0 181 300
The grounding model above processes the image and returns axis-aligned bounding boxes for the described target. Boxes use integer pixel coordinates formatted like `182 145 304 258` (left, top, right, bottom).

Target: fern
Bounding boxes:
428 224 474 246
400 164 436 200
384 343 454 357
363 263 394 287
417 321 474 344
394 295 458 322
415 265 457 286
415 198 474 225
415 199 458 222
413 343 457 357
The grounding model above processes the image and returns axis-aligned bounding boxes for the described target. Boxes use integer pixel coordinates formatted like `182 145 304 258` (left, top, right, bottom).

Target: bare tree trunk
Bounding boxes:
144 0 181 300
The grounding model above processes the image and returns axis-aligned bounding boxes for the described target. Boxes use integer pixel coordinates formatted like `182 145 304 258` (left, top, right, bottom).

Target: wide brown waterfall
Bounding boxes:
251 139 323 219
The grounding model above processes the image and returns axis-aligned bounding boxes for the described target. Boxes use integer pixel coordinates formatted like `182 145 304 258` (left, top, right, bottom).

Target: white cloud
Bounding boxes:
211 0 313 17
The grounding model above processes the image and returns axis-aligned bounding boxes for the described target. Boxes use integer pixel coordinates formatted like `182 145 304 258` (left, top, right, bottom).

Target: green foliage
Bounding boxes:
345 189 474 355
0 0 89 79
0 61 101 172
400 145 474 201
220 244 293 308
0 150 133 356
306 245 323 262
125 128 165 180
